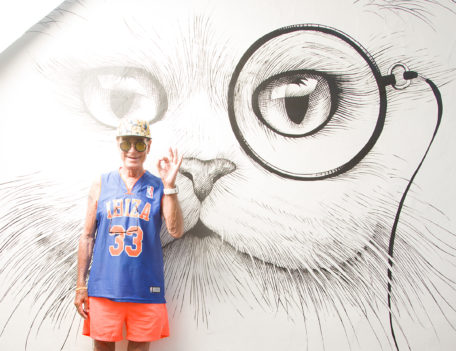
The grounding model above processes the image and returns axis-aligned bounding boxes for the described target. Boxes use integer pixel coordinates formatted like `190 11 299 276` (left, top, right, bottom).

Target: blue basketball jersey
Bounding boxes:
87 170 166 303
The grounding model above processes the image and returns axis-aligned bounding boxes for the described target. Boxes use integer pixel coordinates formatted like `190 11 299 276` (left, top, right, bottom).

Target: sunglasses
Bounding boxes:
119 140 148 152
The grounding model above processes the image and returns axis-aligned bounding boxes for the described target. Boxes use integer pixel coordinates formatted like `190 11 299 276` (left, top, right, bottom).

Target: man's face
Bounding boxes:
117 136 151 169
0 0 455 350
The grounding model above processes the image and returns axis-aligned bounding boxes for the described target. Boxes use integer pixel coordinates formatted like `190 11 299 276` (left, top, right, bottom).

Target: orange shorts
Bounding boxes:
82 297 170 342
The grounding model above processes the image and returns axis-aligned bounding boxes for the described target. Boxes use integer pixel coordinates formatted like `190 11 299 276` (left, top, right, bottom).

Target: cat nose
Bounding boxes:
179 158 236 201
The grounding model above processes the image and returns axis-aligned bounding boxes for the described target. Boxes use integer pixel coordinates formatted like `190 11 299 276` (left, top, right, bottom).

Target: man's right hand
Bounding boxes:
74 289 89 319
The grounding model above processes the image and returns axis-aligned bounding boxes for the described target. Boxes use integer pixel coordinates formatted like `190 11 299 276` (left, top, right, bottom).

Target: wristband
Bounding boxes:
75 287 88 292
163 185 179 195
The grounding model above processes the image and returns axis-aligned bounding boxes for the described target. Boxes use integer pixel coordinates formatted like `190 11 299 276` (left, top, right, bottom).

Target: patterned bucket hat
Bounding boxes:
116 117 151 139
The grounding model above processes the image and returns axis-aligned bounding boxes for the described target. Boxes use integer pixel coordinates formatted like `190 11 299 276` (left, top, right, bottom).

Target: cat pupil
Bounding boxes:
110 89 135 118
285 95 310 124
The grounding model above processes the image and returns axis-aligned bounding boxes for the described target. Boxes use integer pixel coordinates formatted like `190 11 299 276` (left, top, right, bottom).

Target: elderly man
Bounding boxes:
74 117 183 351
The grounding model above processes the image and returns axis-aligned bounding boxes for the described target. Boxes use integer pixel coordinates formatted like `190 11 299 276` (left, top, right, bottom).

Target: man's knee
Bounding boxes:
94 340 115 351
127 341 150 351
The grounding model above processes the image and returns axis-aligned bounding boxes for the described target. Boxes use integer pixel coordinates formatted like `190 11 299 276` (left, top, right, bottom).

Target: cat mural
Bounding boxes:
1 0 456 350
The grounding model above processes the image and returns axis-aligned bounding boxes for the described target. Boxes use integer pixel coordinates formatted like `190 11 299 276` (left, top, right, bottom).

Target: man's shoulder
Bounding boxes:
144 170 163 186
101 169 120 181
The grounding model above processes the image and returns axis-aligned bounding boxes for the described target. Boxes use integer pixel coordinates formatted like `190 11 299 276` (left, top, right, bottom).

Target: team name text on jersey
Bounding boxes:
106 198 151 222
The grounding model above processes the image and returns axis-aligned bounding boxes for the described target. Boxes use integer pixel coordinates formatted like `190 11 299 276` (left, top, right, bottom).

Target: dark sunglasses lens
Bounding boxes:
135 142 147 152
120 141 131 152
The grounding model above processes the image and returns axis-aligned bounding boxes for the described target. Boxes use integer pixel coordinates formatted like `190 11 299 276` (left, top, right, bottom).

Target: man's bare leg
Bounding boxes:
94 340 115 351
127 341 150 351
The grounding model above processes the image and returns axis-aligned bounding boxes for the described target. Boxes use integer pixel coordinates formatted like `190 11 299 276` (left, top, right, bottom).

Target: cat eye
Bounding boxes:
252 71 336 136
81 66 168 127
229 25 385 180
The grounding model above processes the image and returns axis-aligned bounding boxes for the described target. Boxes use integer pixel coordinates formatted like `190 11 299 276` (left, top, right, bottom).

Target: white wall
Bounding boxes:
1 0 456 350
0 1 63 53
